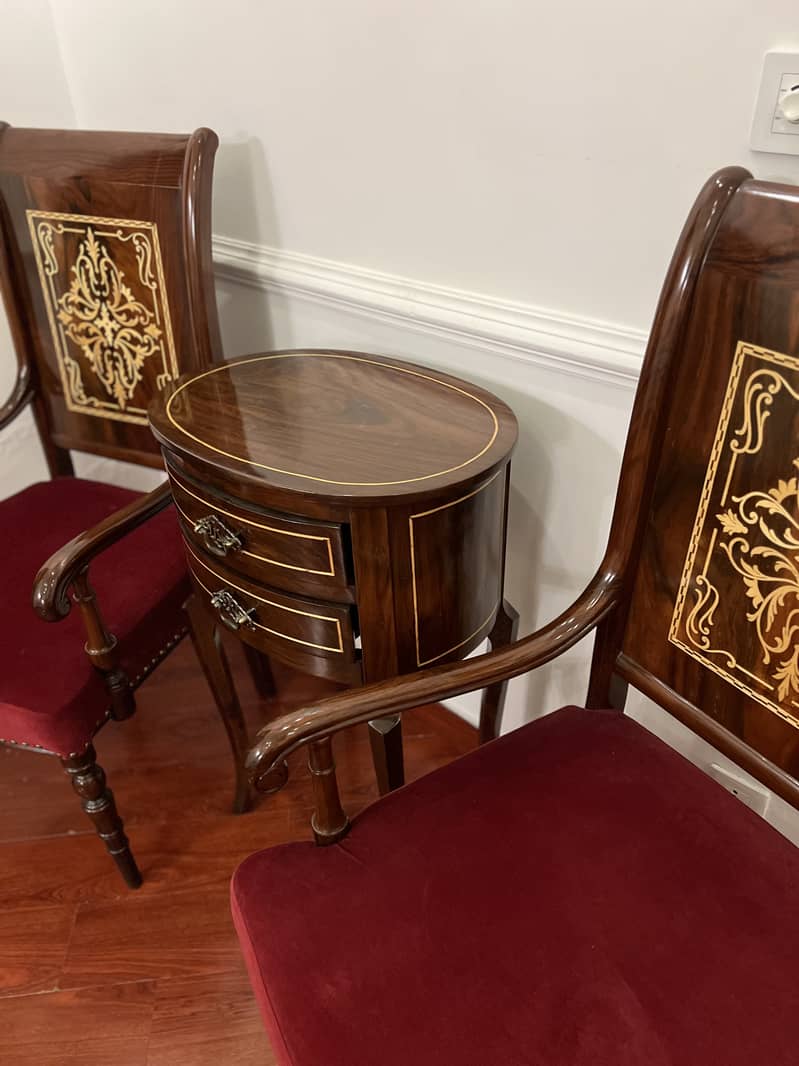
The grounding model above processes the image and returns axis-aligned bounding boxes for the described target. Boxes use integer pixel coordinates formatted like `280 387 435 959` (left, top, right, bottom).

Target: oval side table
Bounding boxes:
149 350 519 822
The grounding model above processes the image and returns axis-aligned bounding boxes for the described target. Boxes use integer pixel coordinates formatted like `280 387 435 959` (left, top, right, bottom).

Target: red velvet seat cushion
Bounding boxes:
0 478 190 756
232 707 799 1066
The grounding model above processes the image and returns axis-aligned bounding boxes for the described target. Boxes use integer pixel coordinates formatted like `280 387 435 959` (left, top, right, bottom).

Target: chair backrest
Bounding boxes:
0 124 222 475
588 167 799 808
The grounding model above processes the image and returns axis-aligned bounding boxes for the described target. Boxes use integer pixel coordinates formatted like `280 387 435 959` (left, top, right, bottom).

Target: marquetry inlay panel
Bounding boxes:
670 341 799 728
27 211 178 425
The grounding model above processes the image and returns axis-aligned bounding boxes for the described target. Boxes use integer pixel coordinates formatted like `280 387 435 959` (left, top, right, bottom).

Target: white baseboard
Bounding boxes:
444 693 481 729
213 236 646 388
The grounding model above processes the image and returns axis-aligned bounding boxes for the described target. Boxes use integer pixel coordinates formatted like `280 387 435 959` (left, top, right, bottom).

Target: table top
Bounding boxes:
149 350 517 502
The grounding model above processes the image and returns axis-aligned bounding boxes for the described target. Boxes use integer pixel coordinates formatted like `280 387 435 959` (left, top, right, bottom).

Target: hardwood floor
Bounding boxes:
0 636 476 1065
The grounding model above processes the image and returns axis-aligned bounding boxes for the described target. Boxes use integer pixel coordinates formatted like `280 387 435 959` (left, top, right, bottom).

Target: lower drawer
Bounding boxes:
186 543 362 684
167 464 352 600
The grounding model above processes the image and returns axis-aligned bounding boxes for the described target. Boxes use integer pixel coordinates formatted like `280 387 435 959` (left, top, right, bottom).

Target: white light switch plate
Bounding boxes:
751 52 799 155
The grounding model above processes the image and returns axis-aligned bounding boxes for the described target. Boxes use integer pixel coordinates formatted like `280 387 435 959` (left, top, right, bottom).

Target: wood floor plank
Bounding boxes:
0 745 87 842
0 806 297 907
148 969 275 1066
59 887 243 988
0 981 156 1066
0 905 75 998
2 643 476 1061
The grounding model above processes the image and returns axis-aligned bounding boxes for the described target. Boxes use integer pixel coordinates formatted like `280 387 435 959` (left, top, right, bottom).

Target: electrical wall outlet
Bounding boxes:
751 52 799 155
708 763 771 817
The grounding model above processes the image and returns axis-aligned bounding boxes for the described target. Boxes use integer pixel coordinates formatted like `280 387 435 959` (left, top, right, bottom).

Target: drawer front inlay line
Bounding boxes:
187 544 345 654
170 469 337 576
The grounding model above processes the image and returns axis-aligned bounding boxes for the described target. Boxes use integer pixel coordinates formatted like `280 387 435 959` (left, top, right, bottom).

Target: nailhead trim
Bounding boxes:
0 626 189 758
129 626 188 688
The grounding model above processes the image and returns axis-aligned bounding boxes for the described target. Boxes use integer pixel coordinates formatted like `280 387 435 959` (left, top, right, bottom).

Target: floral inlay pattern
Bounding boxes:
670 342 799 729
718 461 799 703
27 211 178 425
55 227 161 410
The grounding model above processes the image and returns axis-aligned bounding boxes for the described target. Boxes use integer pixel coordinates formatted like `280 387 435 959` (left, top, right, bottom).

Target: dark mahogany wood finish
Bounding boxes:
0 124 245 886
0 124 222 469
150 350 519 811
242 168 799 840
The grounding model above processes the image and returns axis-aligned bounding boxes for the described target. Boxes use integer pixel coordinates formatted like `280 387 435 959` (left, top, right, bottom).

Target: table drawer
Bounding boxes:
167 466 351 598
186 543 361 682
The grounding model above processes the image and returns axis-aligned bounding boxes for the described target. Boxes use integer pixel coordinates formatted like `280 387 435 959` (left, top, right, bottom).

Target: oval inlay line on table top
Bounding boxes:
164 352 503 488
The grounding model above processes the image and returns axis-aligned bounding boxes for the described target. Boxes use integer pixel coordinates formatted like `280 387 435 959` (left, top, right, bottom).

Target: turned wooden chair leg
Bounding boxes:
243 644 277 699
61 745 141 889
309 736 350 845
479 599 520 743
185 594 266 814
368 715 405 795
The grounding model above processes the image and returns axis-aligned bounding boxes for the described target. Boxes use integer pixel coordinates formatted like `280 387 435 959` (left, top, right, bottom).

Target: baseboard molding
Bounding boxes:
213 236 646 388
443 694 480 730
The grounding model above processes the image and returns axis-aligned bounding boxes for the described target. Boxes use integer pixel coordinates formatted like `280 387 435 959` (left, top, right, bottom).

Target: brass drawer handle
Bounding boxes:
210 589 256 632
193 514 243 557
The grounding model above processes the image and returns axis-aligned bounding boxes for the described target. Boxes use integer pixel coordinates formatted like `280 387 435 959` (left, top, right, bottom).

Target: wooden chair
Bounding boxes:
231 167 799 1064
0 125 252 889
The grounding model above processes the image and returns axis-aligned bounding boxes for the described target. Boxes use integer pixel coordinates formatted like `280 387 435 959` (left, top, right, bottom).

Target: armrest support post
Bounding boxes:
72 569 134 721
307 737 351 845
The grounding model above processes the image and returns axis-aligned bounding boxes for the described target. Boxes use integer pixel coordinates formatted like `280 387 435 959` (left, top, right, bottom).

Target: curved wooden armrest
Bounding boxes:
246 568 621 785
33 481 173 621
0 363 34 430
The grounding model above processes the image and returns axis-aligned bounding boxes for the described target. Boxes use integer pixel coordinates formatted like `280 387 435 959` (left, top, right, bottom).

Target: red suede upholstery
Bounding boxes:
0 478 190 756
232 707 799 1066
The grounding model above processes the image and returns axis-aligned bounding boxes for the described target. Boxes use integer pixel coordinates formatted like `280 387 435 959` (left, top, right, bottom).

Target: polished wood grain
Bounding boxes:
187 547 362 681
147 971 269 1066
246 568 618 774
169 464 352 599
0 904 75 997
392 467 506 669
0 125 221 468
0 125 259 886
185 594 254 814
151 350 519 800
0 638 476 1064
245 167 799 831
0 982 157 1066
151 350 517 505
61 744 141 889
619 182 799 780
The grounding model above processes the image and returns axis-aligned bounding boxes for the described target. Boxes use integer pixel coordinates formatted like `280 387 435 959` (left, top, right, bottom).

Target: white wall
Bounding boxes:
0 0 75 495
2 0 798 841
49 0 799 326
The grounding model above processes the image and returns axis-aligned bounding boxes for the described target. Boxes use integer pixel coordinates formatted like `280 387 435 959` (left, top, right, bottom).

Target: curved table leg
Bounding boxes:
243 644 277 699
368 715 405 795
479 599 520 743
185 593 257 813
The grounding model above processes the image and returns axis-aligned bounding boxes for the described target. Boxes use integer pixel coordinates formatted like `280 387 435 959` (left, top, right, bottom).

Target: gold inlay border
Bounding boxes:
169 468 336 577
669 340 799 729
186 543 345 654
27 210 178 426
165 352 500 487
409 470 503 667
